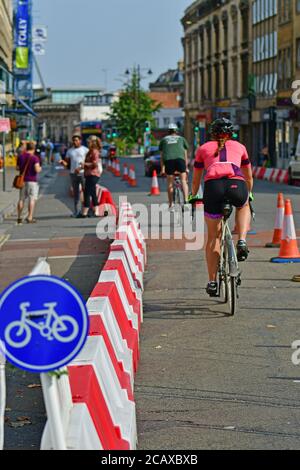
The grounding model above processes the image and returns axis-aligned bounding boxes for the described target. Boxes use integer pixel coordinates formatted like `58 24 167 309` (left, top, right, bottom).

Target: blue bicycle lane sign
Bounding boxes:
0 275 89 373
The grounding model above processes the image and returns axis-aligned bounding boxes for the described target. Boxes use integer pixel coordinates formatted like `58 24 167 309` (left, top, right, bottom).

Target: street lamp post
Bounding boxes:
124 65 153 135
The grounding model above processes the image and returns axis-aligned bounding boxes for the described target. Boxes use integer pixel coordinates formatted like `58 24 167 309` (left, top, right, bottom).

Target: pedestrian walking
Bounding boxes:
77 135 102 218
45 138 54 165
260 145 270 168
16 141 42 225
59 133 88 217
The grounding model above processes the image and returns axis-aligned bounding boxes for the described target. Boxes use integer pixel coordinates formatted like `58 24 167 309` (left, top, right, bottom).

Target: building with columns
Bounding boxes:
0 0 13 74
182 0 252 153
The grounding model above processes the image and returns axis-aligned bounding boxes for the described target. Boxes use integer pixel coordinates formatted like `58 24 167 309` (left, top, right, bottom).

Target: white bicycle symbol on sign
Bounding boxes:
4 302 79 349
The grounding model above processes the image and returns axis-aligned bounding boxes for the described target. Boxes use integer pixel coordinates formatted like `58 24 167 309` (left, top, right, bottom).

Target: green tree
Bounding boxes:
109 68 161 146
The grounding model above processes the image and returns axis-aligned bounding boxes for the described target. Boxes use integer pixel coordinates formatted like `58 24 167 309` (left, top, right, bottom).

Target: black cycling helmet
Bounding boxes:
210 118 234 138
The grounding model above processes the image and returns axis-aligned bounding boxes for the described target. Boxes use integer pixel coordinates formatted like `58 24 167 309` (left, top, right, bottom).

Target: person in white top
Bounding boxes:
60 134 88 216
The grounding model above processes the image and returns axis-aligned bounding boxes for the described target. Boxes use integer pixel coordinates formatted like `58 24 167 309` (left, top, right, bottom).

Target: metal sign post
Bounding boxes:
1 105 6 192
0 341 6 450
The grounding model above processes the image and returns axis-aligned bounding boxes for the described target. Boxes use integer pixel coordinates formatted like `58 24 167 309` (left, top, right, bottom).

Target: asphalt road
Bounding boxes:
1 158 300 450
109 158 300 450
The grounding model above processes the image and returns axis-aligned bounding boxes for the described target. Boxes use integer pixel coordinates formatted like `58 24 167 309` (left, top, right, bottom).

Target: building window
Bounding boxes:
253 1 257 24
233 21 238 48
297 38 300 69
232 60 238 98
223 62 228 98
286 47 292 87
194 70 198 102
207 66 212 100
242 57 249 96
200 33 204 59
215 23 220 53
201 69 205 100
242 14 248 44
163 117 170 127
297 0 300 13
278 50 283 89
215 64 220 100
224 25 228 51
207 29 212 57
279 0 291 23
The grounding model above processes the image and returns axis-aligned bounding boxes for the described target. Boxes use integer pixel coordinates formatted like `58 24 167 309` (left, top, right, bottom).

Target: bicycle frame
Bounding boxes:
220 219 239 277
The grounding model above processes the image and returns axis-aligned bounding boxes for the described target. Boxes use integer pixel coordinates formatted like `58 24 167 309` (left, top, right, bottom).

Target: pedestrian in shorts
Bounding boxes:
17 142 42 225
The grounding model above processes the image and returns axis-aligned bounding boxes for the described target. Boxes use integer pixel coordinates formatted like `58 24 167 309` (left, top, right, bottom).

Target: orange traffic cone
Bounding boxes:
115 159 121 177
122 164 129 181
266 193 285 248
149 170 160 196
129 165 137 187
271 199 300 263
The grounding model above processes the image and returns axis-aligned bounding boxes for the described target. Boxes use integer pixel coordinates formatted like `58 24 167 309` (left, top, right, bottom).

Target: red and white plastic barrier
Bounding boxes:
252 167 289 185
41 202 146 450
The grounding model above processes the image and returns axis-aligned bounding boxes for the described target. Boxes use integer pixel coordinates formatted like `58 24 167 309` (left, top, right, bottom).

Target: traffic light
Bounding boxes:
112 129 118 138
145 121 151 133
194 123 200 133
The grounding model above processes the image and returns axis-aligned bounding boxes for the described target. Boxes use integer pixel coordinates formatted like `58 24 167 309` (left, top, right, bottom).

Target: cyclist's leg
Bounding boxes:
205 217 223 282
179 173 189 203
165 160 175 207
176 159 189 202
167 175 174 208
226 180 250 240
203 179 225 282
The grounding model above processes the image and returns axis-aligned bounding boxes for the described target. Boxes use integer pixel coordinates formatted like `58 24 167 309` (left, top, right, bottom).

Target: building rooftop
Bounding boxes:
149 92 181 109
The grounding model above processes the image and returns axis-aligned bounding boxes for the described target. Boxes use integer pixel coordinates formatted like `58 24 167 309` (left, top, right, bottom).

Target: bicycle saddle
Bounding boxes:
222 202 233 220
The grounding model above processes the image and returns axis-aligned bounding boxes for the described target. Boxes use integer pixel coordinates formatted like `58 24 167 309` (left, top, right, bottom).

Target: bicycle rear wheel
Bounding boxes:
223 245 238 316
227 275 237 316
174 188 184 226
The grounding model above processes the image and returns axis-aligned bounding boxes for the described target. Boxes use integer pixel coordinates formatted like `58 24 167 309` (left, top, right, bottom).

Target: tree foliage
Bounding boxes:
109 69 161 144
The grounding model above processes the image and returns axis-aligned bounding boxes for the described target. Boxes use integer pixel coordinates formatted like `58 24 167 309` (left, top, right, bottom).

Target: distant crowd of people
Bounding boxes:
15 134 103 225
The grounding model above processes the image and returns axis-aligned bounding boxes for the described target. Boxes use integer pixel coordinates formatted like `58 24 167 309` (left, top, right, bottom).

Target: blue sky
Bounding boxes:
33 0 191 92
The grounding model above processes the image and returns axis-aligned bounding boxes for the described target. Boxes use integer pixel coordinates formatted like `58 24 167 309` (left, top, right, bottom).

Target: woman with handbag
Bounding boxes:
16 142 42 225
77 136 102 218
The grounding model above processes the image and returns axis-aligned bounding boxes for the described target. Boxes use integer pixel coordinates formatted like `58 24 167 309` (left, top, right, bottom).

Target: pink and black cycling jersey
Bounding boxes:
194 140 251 182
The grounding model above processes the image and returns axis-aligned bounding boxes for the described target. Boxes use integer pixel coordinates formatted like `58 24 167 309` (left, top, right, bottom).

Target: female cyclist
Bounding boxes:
190 118 253 297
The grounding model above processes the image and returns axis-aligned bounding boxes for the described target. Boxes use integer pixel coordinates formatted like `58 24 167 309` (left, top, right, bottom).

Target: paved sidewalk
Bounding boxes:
0 168 18 223
0 165 55 226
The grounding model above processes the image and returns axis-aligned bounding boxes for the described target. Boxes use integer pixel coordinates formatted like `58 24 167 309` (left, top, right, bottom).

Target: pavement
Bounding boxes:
1 157 300 449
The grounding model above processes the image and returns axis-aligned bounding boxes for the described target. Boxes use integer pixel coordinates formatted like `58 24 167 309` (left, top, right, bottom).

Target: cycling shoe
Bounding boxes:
206 282 218 297
237 240 249 262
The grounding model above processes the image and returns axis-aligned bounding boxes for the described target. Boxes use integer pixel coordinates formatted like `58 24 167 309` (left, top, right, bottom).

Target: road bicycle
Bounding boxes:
5 302 79 349
218 202 241 316
191 199 255 316
173 175 185 226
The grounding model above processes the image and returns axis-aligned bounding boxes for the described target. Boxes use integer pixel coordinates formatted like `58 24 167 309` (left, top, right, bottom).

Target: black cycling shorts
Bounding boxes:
203 178 249 219
165 159 187 176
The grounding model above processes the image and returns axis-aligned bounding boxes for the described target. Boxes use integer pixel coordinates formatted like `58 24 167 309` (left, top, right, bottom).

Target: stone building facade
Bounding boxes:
182 0 252 153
